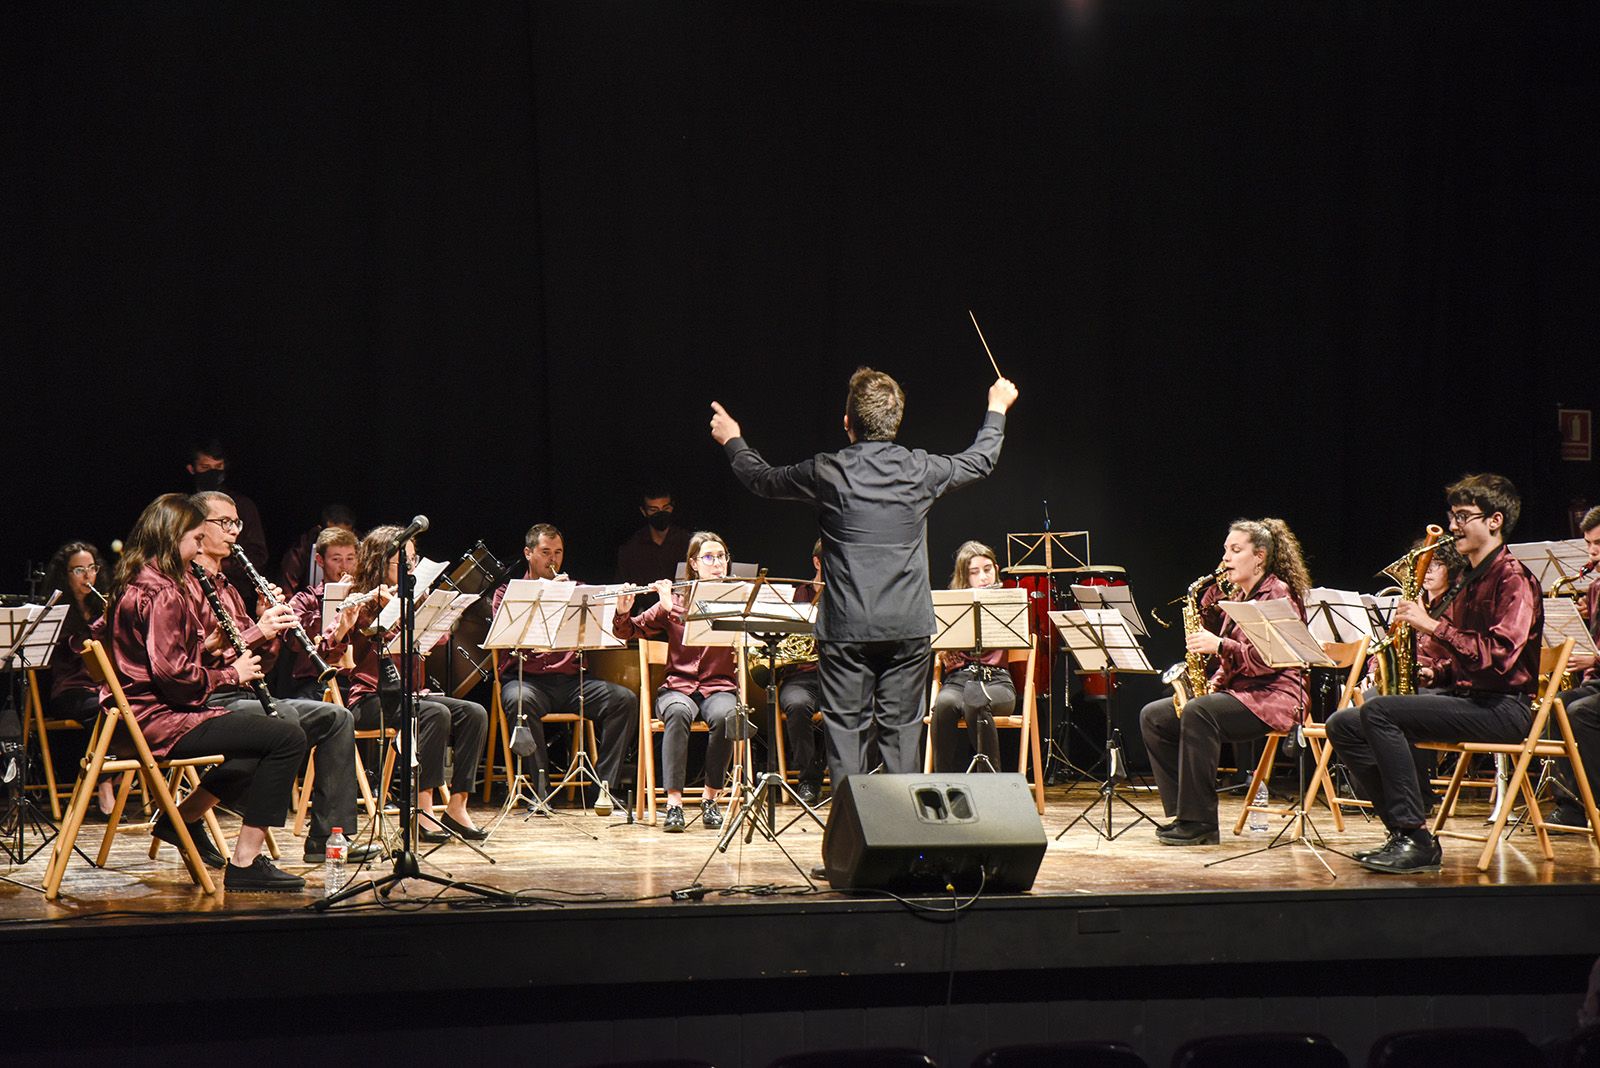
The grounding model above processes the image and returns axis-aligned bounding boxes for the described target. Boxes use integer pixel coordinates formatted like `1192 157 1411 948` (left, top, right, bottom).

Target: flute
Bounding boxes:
230 545 338 682
191 563 278 717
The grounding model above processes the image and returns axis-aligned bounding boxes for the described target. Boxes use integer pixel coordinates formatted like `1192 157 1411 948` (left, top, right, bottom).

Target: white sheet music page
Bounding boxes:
1304 588 1375 645
415 591 481 654
322 581 353 633
0 603 70 669
1509 539 1590 594
482 578 572 650
1544 597 1599 661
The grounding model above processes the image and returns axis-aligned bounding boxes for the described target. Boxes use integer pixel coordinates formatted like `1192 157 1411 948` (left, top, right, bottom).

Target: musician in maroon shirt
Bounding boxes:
773 539 825 804
41 540 115 814
930 541 1016 774
491 523 636 799
613 531 741 833
1548 505 1600 830
1139 518 1314 845
284 526 359 702
1328 474 1544 873
102 494 307 892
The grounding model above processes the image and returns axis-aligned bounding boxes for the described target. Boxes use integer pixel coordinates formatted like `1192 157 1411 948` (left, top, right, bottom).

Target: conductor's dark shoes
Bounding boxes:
1155 820 1219 846
151 812 226 869
225 855 307 893
1356 829 1442 874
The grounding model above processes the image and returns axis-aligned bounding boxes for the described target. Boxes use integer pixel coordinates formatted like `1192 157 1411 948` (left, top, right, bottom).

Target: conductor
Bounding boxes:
710 367 1018 788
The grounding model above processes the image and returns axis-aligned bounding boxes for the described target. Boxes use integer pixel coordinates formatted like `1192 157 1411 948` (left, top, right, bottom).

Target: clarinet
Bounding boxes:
230 544 338 682
191 562 278 717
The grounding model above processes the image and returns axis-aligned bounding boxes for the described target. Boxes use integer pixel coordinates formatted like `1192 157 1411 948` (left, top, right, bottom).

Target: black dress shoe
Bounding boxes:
700 799 724 831
224 855 307 893
1548 804 1591 830
662 804 686 832
417 820 450 844
1351 830 1404 862
1156 820 1220 846
152 812 226 870
1356 829 1442 874
1153 817 1179 835
439 813 488 841
794 783 820 806
809 864 830 882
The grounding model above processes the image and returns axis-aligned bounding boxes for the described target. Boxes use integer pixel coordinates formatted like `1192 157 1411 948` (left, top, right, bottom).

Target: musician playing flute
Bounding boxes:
283 525 360 702
613 531 741 833
929 540 1016 774
490 522 637 799
1328 474 1543 873
101 494 308 891
43 540 117 815
188 491 373 864
1547 505 1600 831
1138 518 1313 846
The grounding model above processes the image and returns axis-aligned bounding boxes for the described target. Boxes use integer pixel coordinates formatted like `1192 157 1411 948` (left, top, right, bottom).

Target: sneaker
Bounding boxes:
662 804 686 833
151 811 226 870
1356 829 1442 874
701 798 724 831
224 855 308 893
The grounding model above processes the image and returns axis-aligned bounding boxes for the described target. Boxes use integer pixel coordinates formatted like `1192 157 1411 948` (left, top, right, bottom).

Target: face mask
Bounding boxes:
646 511 673 532
193 469 226 492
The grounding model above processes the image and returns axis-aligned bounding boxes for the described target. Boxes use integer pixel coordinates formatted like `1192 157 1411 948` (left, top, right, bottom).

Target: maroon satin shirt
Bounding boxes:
189 566 280 677
1583 580 1600 685
285 583 352 682
48 602 98 701
489 582 579 679
101 565 235 758
1200 573 1308 733
1421 546 1543 696
613 593 738 696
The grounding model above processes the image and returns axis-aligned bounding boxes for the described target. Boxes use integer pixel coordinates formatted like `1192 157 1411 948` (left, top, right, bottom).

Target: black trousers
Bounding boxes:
818 637 932 785
1552 683 1600 811
166 711 306 828
215 690 357 844
930 667 1016 773
1326 690 1532 831
655 689 740 795
1139 692 1269 825
777 671 824 788
353 693 488 797
500 674 637 790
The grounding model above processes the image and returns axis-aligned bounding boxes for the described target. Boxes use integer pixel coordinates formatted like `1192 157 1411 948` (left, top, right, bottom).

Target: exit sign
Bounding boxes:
1560 408 1592 461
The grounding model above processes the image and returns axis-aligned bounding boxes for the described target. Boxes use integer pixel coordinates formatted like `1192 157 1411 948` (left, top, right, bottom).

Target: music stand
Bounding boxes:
1 595 71 876
931 588 1030 771
1509 539 1592 594
1203 600 1344 877
687 576 822 885
1303 588 1378 647
1515 597 1600 822
481 579 555 827
1049 606 1157 841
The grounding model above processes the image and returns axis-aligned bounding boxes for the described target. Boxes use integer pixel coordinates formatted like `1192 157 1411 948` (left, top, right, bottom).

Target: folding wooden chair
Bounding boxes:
291 680 396 836
922 636 1044 814
481 658 598 804
1420 639 1600 871
17 666 90 820
633 640 747 825
43 639 224 899
1249 639 1368 834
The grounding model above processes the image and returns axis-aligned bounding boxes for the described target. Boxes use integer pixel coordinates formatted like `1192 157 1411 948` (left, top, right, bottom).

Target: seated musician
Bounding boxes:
774 539 825 804
613 531 741 833
190 491 373 864
1548 505 1600 830
929 540 1016 774
284 525 360 702
43 540 117 815
102 494 308 892
1138 518 1313 846
1327 474 1543 873
338 525 489 842
490 522 637 801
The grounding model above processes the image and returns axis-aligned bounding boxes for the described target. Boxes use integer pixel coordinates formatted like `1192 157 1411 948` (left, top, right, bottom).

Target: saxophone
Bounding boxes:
1378 525 1449 696
1161 565 1234 715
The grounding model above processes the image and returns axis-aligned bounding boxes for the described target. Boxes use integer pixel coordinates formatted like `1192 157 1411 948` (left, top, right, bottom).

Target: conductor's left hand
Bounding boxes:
710 401 741 445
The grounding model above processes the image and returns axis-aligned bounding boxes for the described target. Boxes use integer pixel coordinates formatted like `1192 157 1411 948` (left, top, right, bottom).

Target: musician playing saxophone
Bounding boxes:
1327 474 1543 873
1547 505 1600 831
189 491 374 865
1138 518 1312 845
929 540 1016 774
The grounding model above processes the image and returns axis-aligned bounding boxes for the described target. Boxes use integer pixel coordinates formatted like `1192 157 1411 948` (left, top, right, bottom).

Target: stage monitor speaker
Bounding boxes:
821 773 1046 893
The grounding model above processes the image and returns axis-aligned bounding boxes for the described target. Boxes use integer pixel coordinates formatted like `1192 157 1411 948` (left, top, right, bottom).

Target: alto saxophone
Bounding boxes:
1161 565 1234 715
1377 525 1450 696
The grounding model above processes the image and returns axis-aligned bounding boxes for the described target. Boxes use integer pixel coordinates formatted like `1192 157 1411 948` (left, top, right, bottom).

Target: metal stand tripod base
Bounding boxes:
693 773 822 886
487 770 598 842
313 848 516 909
1205 810 1353 880
1056 776 1157 842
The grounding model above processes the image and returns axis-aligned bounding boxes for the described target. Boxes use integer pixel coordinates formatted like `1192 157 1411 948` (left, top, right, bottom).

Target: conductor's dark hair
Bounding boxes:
846 367 905 442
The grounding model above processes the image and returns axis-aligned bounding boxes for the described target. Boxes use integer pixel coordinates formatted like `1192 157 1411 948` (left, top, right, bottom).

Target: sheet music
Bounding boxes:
375 557 449 633
1069 583 1149 638
684 580 806 647
413 590 480 655
481 578 571 650
931 588 1031 650
1362 593 1400 633
0 603 70 669
1304 588 1377 645
1509 539 1591 594
1543 597 1599 661
549 585 626 651
1218 599 1335 668
322 581 353 633
1048 608 1153 673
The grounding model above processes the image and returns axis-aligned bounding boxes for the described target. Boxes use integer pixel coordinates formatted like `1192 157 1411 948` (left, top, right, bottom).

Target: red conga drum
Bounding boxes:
1002 565 1055 692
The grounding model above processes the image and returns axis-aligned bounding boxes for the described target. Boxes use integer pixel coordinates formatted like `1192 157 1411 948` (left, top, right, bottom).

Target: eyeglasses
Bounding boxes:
1447 510 1486 527
205 517 243 533
68 564 100 578
698 552 728 564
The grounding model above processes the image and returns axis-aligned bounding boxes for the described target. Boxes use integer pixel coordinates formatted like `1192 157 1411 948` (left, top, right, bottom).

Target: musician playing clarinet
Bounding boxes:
1327 474 1543 873
102 494 307 891
1138 518 1313 846
189 491 373 864
929 540 1016 774
1547 505 1600 831
613 531 741 833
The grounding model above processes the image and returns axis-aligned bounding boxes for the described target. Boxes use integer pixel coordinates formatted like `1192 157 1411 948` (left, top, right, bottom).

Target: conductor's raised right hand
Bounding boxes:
987 377 1018 414
233 648 264 685
709 401 741 446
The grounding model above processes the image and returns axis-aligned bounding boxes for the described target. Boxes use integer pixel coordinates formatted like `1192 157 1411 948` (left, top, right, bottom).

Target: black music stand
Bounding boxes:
1 594 74 880
930 587 1031 772
315 540 513 910
1049 606 1158 842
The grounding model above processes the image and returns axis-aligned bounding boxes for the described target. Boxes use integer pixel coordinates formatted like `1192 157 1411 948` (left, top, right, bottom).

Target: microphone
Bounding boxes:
389 515 429 555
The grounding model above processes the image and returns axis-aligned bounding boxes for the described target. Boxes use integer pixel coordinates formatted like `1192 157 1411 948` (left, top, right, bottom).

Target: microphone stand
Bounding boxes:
316 537 512 909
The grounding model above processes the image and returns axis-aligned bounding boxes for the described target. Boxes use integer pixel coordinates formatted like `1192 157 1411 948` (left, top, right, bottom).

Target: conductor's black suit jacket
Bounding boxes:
723 410 1006 643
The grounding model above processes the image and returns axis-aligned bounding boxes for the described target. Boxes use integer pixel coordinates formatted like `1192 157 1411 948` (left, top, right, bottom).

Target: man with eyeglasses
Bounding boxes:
188 491 376 864
492 523 637 804
615 485 691 613
1327 473 1544 873
186 438 267 592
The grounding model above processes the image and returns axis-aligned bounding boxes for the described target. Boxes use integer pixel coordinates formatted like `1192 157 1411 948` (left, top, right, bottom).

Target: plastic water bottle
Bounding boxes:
324 826 349 896
1248 783 1269 831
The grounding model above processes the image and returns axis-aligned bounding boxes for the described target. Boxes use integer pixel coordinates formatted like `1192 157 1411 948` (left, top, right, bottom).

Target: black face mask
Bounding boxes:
646 511 673 532
193 469 226 492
